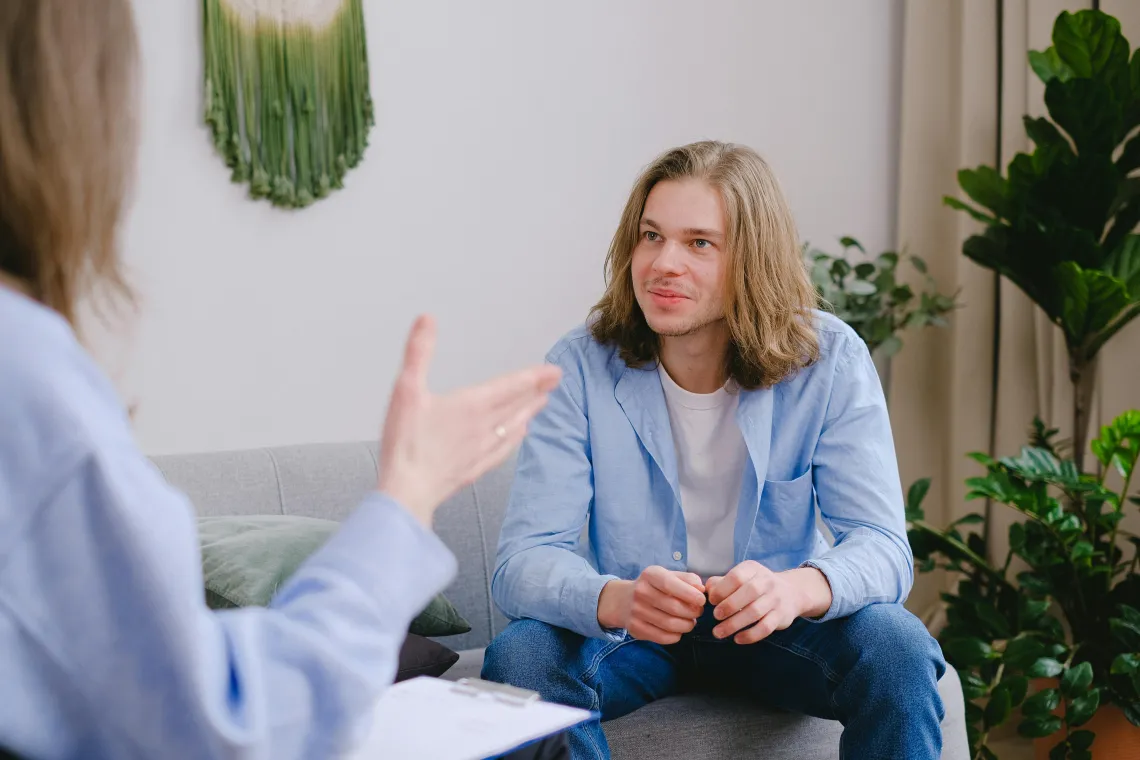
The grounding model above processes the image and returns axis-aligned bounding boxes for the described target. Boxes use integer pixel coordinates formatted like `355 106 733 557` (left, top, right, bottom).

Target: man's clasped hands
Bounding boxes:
596 560 836 645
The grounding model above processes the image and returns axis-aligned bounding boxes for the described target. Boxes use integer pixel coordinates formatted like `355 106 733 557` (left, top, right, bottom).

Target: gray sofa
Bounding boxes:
153 440 970 760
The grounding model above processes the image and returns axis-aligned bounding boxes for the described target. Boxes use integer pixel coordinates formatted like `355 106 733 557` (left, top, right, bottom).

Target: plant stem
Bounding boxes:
1107 467 1134 592
1069 352 1098 475
910 520 1015 590
973 661 1007 759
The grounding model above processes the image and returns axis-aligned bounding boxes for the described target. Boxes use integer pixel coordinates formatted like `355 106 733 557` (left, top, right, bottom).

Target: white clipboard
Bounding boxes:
341 676 595 760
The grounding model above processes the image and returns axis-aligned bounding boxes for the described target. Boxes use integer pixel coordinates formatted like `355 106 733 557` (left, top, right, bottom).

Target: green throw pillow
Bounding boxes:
197 514 471 638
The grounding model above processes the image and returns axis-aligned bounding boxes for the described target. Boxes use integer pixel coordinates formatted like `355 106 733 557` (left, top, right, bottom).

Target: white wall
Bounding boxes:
113 0 903 455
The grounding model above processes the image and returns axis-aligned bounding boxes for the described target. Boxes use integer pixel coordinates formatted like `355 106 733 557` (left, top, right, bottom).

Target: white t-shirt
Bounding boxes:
658 364 748 579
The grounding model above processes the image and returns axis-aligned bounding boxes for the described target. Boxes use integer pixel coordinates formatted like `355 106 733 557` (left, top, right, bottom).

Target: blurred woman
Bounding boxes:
0 2 563 758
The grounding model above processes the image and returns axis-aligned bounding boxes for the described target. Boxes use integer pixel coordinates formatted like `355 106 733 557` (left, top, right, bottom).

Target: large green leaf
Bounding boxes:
1002 675 1031 707
1027 152 1119 237
1062 662 1095 696
1052 10 1126 78
905 477 930 520
1130 48 1140 128
1086 301 1140 357
1019 714 1063 738
1069 730 1096 751
975 600 1011 639
985 685 1013 728
1090 409 1140 479
1023 116 1072 154
1005 634 1047 670
1111 615 1140 649
1057 262 1131 340
1112 653 1140 676
1067 689 1101 727
1105 234 1140 298
1117 132 1140 174
1029 657 1065 678
1053 9 1126 75
1030 47 1076 84
1104 195 1140 255
958 167 1012 217
1023 687 1062 716
943 196 999 226
1045 77 1124 156
942 637 994 667
962 672 989 700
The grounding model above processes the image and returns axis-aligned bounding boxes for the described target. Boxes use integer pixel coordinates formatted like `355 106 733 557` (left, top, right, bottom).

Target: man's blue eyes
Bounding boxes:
642 231 712 249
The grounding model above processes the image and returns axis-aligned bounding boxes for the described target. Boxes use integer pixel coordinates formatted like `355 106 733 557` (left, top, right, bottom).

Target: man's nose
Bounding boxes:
652 241 686 274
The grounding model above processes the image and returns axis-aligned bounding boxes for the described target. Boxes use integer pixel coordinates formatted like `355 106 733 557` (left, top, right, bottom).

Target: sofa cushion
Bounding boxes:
197 514 471 637
443 647 970 760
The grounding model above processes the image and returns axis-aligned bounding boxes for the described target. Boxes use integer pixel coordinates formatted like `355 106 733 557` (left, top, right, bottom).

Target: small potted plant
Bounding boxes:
906 411 1140 759
805 236 958 398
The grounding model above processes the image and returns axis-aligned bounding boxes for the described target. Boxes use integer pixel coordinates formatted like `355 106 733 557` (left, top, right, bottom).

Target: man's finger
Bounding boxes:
646 568 706 607
398 315 436 390
707 562 763 605
713 595 774 639
714 575 771 622
634 604 697 635
629 620 683 646
735 614 781 645
676 572 705 593
644 587 703 619
706 574 742 606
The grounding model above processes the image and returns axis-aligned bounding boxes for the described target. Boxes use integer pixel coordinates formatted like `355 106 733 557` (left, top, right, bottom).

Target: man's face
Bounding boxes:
631 178 728 338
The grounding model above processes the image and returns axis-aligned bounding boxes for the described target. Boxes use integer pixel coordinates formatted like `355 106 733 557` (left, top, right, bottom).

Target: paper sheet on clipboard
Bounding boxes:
341 676 594 760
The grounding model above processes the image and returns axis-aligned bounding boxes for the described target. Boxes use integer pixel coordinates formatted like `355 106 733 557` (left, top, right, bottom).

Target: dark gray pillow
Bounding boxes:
396 634 460 681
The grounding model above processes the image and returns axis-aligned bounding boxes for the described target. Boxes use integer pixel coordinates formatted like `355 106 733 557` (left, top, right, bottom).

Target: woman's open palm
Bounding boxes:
377 316 561 526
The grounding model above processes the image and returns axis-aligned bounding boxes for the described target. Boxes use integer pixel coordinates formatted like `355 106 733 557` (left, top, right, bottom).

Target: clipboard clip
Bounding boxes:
450 678 541 707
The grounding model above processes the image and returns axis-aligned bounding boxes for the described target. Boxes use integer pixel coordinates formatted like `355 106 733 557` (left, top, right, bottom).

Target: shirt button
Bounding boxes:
672 551 683 561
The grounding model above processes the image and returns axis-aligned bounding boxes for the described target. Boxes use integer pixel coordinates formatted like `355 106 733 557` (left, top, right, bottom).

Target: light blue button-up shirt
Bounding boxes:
491 313 913 641
0 288 457 760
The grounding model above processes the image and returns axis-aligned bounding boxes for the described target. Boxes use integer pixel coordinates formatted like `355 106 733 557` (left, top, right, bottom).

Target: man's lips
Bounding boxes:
648 287 690 300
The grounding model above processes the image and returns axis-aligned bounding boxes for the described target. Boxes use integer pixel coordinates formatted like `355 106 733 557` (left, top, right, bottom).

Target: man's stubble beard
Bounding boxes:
646 311 725 339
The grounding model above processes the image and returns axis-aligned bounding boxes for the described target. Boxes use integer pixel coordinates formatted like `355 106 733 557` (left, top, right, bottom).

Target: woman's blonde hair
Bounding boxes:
0 0 140 327
590 141 820 389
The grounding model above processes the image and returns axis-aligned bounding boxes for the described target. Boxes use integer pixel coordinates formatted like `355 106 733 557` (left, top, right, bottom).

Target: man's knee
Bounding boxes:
848 604 947 690
482 619 576 691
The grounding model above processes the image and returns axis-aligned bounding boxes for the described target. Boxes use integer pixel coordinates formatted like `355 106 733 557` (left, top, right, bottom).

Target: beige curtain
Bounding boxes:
893 0 1140 626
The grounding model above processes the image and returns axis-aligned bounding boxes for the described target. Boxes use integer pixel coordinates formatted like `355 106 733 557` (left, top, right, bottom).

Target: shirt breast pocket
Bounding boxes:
758 467 817 552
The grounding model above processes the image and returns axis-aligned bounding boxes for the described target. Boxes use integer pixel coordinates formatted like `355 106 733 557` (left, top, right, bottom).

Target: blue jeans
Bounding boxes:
481 603 946 760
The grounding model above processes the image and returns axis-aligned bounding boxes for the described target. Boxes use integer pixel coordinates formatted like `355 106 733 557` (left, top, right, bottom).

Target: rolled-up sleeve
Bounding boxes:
0 449 456 760
801 334 913 621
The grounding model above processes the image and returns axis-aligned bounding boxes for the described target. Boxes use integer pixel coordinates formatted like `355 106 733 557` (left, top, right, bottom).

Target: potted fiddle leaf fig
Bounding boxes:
944 8 1140 472
806 237 958 397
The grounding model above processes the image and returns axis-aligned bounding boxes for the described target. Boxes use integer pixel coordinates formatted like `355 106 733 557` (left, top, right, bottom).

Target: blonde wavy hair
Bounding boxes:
0 0 139 327
590 141 820 389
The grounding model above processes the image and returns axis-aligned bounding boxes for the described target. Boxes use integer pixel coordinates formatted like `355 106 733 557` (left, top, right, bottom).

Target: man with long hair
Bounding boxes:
482 141 947 759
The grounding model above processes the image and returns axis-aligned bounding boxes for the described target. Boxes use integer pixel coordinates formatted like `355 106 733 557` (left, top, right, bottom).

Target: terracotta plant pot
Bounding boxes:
1030 678 1140 759
1033 704 1140 759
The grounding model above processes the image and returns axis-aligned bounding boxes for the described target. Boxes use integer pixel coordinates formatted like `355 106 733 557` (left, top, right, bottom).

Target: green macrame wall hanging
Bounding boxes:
203 0 374 209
